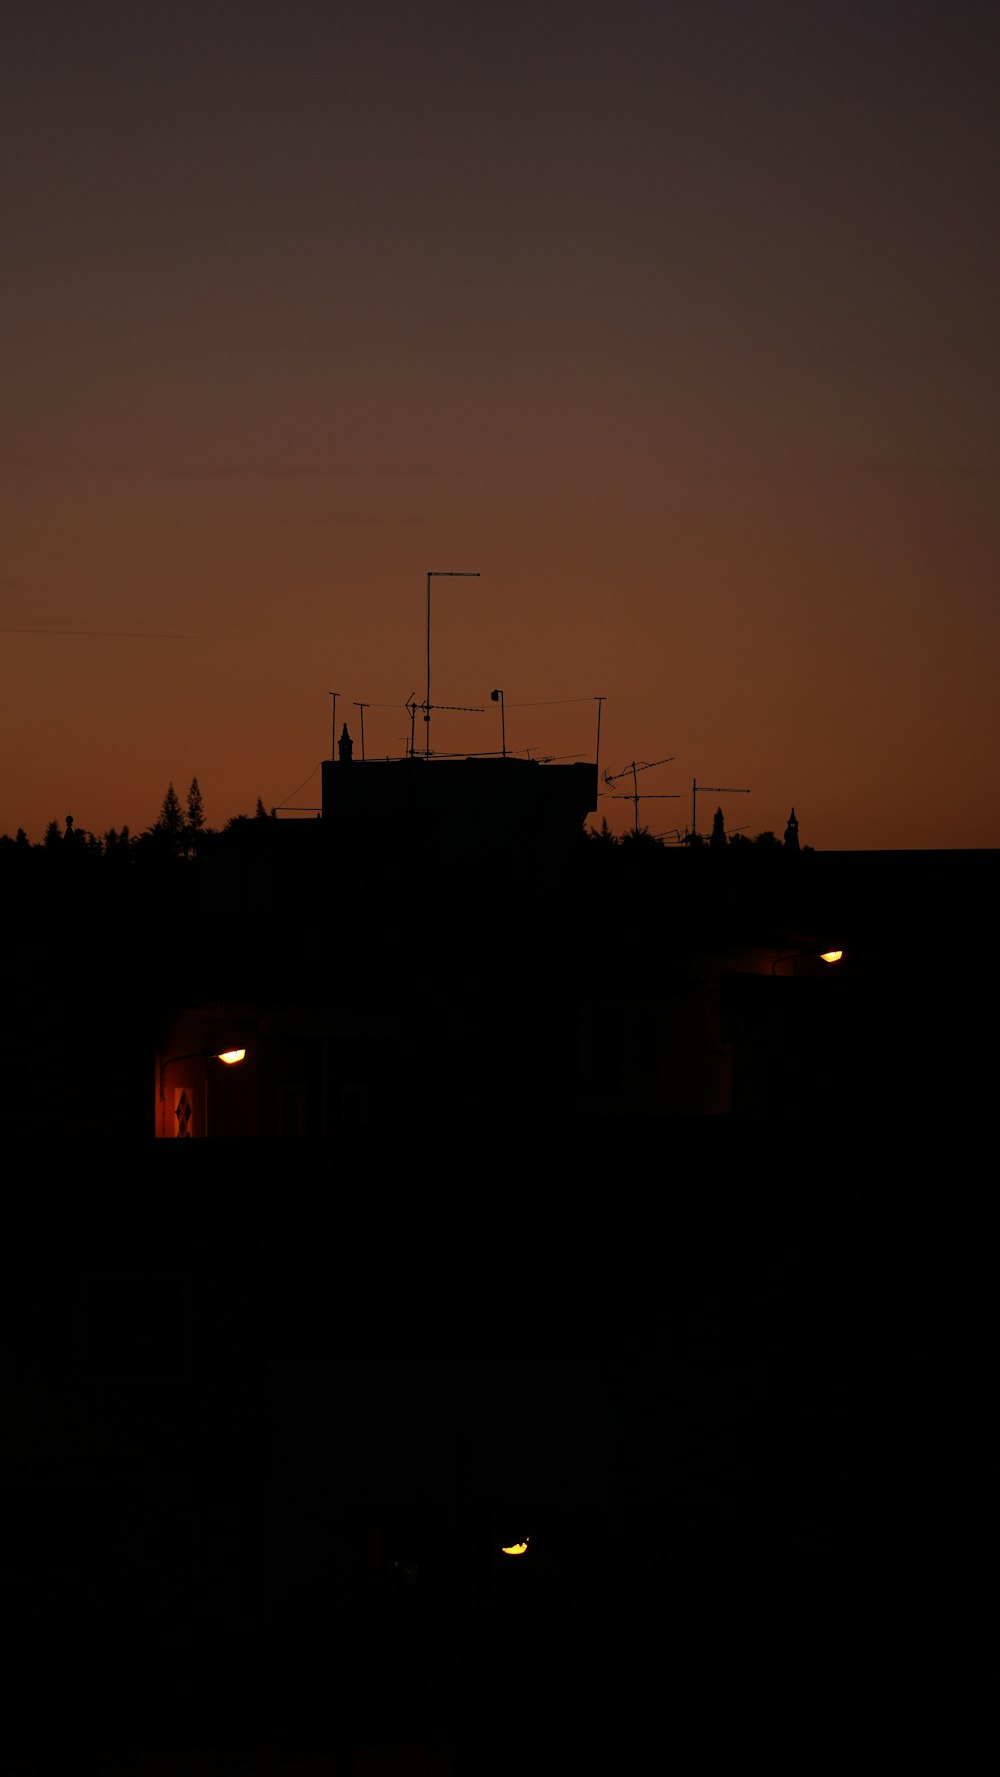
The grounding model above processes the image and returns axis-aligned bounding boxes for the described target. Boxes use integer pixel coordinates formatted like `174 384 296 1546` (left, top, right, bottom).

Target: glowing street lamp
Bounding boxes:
771 947 845 975
160 1044 247 1087
158 1044 247 1136
500 1538 529 1555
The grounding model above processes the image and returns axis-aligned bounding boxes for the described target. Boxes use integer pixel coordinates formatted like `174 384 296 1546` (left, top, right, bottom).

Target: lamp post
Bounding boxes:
491 688 506 758
159 1046 246 1137
353 701 369 761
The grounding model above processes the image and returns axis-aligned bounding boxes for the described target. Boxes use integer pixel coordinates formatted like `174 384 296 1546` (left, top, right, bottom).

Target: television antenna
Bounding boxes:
604 755 679 833
690 776 749 838
405 695 484 756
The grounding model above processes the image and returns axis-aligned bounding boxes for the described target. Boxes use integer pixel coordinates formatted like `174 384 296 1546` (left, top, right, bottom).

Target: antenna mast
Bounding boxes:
354 701 370 761
690 777 749 837
425 570 480 758
604 755 678 834
594 696 605 779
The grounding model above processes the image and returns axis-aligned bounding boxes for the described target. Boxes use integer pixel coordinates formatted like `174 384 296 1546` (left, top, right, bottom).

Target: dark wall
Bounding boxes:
2 1144 987 1770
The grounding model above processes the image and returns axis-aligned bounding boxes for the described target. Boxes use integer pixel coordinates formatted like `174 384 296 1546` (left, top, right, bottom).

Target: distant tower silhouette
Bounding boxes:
784 807 800 850
338 723 354 764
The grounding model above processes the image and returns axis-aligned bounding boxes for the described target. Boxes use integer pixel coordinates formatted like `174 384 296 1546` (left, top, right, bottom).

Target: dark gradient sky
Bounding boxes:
3 0 998 845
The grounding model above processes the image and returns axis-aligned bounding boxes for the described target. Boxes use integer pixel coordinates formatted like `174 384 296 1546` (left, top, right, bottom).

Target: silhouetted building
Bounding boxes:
320 753 597 846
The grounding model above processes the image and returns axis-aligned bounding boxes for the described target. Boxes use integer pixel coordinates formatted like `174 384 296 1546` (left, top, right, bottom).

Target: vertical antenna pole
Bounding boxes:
424 570 480 758
425 571 431 759
692 777 697 838
354 701 369 761
329 691 338 760
594 696 605 781
492 689 506 757
632 760 639 834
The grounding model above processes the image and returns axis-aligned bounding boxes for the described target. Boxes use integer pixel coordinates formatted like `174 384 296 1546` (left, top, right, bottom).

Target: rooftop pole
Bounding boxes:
354 701 369 761
425 570 480 758
594 696 605 781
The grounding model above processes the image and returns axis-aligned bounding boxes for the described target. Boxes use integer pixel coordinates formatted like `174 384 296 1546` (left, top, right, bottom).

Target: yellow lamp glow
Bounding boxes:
217 1048 246 1065
501 1539 529 1555
819 951 843 964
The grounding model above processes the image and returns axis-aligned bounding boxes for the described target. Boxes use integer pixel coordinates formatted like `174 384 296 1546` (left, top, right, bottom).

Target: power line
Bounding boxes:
1 625 196 640
275 761 320 808
508 695 596 708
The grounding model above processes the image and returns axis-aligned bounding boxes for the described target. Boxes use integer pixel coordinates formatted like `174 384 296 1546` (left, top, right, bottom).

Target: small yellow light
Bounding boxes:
217 1048 246 1065
819 951 843 964
501 1539 529 1555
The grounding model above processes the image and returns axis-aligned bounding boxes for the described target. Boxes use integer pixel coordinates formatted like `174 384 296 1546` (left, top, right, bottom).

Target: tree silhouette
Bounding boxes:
588 817 617 846
186 778 205 843
710 806 727 849
255 797 270 820
157 782 184 851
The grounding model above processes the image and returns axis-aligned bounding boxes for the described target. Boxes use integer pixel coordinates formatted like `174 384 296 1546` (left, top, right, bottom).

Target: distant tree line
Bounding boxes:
3 786 812 871
586 805 812 851
2 778 273 859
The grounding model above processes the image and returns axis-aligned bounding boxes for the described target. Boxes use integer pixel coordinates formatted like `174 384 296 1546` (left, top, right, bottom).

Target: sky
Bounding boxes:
3 0 998 847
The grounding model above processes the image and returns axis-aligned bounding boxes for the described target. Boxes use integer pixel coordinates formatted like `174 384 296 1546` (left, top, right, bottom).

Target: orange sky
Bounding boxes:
3 1 998 847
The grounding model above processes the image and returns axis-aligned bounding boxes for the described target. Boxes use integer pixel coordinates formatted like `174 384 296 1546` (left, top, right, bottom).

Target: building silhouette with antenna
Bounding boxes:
321 741 598 844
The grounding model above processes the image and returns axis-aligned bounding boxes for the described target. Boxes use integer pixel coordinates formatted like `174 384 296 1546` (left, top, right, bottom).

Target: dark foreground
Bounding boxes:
3 1128 988 1772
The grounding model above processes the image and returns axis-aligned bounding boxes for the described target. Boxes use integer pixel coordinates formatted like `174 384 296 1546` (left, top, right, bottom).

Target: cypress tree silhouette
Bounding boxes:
157 782 184 852
185 777 205 842
710 806 727 848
